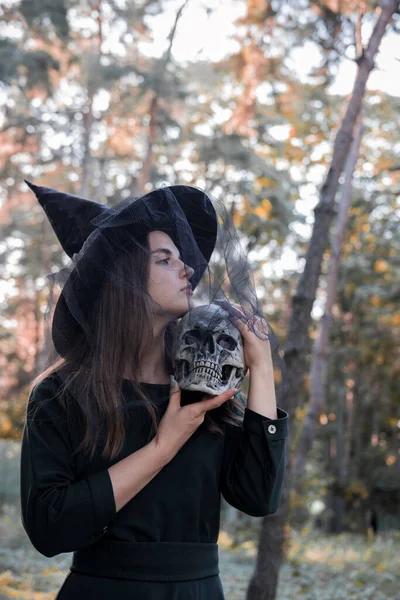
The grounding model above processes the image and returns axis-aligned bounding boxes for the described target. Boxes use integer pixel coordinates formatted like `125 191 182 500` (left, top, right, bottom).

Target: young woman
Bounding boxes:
20 182 288 599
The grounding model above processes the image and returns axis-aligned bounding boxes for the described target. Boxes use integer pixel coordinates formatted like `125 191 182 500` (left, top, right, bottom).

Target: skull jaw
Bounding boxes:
175 361 243 396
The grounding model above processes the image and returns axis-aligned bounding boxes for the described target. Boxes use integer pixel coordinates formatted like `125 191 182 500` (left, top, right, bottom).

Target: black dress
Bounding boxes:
20 374 288 599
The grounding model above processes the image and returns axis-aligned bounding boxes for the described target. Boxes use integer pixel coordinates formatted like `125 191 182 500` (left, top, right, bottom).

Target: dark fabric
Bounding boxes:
55 572 225 600
71 540 219 581
20 373 288 597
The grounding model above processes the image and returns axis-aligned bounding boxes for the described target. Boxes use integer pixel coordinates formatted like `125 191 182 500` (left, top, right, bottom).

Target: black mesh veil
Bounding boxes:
27 181 287 408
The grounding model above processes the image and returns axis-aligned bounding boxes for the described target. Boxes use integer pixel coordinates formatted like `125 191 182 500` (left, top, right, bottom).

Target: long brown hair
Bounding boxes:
29 233 244 461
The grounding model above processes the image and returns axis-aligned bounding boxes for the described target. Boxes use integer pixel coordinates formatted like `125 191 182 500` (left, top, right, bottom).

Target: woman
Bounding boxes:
20 182 288 599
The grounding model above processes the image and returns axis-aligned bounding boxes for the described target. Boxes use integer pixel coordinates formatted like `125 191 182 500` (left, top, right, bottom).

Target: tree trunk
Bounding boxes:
80 96 94 198
134 0 188 196
292 119 363 491
246 494 289 600
134 93 159 196
35 216 52 373
246 3 398 598
81 2 103 197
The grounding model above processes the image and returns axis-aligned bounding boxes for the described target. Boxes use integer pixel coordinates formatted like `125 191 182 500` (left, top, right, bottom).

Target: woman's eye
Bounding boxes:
158 258 169 264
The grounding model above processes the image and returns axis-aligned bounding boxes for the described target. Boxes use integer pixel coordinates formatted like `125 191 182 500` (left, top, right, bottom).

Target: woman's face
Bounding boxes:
147 230 195 319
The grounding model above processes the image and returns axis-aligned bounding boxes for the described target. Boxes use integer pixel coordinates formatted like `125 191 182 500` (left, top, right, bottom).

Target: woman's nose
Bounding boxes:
184 264 194 279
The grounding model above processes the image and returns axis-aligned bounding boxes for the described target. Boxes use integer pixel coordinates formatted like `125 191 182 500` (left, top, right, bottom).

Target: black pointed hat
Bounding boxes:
25 181 110 258
26 181 218 357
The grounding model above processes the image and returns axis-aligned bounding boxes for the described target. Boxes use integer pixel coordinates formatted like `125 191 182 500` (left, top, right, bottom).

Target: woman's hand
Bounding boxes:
214 299 272 371
154 378 238 463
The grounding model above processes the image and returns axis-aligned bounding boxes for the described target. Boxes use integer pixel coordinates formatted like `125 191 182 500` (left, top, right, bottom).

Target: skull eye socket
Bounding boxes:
183 330 202 345
217 334 237 351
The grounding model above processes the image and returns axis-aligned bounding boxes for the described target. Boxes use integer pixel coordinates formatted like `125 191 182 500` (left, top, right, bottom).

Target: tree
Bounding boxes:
241 2 400 599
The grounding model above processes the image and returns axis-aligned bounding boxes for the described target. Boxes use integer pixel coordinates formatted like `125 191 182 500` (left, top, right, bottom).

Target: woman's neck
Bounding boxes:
138 366 171 384
124 327 171 384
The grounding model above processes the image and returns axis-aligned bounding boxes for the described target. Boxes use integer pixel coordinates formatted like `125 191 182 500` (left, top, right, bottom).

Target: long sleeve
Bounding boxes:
220 400 288 517
20 376 116 558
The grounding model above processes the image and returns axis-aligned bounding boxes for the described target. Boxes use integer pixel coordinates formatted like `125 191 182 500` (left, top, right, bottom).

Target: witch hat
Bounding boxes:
26 181 218 357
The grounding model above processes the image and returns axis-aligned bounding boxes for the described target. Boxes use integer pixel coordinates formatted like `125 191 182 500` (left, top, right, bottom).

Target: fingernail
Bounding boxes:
169 375 175 387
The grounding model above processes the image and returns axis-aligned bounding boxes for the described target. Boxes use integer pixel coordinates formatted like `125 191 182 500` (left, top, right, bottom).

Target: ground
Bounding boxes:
0 504 399 600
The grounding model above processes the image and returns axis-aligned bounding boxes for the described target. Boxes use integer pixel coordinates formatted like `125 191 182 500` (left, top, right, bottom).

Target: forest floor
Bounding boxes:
0 503 399 600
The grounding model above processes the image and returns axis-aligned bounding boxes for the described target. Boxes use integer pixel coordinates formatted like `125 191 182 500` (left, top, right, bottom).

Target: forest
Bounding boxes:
0 1 399 599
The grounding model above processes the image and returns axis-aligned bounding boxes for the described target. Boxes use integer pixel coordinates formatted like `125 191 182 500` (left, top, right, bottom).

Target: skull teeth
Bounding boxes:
193 368 220 379
193 360 221 370
191 362 221 377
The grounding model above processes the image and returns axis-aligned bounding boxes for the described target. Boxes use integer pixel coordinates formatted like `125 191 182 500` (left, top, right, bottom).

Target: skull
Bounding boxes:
172 303 246 396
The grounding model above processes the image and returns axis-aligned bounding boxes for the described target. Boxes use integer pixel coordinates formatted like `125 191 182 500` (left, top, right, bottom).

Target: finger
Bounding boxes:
169 375 181 405
214 300 248 329
214 299 245 317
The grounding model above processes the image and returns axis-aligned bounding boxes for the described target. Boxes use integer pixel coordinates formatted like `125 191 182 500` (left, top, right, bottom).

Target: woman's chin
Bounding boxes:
157 299 193 320
176 298 194 318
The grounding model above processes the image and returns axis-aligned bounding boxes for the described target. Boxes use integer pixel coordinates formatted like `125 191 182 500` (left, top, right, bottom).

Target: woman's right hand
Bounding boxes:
154 377 238 462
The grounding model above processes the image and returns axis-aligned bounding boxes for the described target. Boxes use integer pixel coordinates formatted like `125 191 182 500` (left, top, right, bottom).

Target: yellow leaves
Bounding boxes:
0 571 13 587
236 540 257 556
233 212 244 227
370 296 382 308
233 195 273 224
256 176 276 189
108 130 134 155
254 199 272 219
362 223 370 233
345 481 368 501
0 413 12 436
40 567 60 577
242 196 251 213
0 570 54 599
350 207 362 216
378 313 400 329
392 313 400 326
374 259 389 273
295 405 307 421
218 530 233 548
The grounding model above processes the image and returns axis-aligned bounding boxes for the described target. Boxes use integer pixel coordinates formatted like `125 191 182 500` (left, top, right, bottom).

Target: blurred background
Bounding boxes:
0 1 399 599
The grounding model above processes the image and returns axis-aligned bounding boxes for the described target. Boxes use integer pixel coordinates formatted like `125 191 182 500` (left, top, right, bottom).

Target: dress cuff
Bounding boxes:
243 407 289 440
87 469 117 535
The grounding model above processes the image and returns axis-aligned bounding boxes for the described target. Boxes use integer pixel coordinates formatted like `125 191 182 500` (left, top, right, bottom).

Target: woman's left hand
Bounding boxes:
214 300 272 371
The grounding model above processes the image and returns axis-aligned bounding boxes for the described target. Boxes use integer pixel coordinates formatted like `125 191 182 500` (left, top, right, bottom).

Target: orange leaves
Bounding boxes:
233 212 244 227
108 128 136 156
0 413 12 436
392 314 400 326
254 198 272 219
373 259 389 274
370 296 382 308
256 176 277 189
